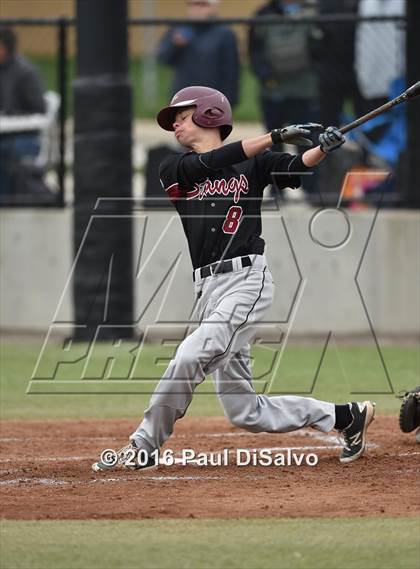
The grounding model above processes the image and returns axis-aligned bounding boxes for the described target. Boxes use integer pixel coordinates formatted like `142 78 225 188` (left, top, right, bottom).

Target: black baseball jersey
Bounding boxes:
159 141 310 270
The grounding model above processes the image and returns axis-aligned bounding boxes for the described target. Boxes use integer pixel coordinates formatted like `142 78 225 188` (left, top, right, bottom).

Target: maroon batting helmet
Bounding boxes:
157 86 233 140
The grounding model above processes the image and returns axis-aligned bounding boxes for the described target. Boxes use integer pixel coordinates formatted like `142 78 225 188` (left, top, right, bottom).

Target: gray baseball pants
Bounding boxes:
131 254 335 451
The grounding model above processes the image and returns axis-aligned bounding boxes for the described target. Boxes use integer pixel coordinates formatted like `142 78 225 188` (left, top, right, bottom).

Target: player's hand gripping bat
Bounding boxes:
271 123 324 146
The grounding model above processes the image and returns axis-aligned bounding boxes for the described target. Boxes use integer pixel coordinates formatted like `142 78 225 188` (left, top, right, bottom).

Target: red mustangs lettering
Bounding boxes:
186 174 249 204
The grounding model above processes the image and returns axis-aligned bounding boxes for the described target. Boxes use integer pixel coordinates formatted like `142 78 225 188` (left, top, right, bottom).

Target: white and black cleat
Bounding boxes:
339 401 376 464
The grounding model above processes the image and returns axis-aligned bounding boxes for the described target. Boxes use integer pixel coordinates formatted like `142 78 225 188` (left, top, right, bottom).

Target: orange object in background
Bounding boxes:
341 166 390 208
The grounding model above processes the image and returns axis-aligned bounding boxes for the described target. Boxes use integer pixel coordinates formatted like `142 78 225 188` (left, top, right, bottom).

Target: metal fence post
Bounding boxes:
57 17 68 207
406 0 420 208
73 0 134 341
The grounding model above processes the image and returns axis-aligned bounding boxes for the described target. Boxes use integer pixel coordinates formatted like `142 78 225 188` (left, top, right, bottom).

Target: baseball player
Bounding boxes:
93 86 375 472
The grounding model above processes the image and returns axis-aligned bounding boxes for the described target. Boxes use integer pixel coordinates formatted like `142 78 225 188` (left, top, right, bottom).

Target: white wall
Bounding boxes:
0 209 73 330
1 207 419 337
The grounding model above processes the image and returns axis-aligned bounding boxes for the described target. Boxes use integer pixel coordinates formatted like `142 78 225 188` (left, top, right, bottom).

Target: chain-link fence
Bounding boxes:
0 11 413 208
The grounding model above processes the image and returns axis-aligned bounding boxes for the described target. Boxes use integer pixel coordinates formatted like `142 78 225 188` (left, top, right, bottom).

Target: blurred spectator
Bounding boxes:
248 0 319 195
355 0 406 115
249 0 319 131
0 27 47 199
352 0 406 207
316 1 406 208
349 77 407 208
157 0 239 107
311 0 363 127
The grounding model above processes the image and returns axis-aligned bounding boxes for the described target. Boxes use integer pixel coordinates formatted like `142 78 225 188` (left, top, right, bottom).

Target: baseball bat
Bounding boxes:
339 81 420 135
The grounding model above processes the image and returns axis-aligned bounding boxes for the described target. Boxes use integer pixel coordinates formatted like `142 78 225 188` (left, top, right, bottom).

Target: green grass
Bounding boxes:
1 518 419 569
1 346 419 569
1 343 418 420
30 55 262 121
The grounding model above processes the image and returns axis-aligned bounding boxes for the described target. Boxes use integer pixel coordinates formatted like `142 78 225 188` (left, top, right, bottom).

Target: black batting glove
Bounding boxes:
319 126 345 153
271 123 324 147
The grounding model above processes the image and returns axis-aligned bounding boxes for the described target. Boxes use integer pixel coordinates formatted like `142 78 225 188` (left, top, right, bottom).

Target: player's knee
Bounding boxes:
175 350 203 375
229 415 247 429
228 411 261 432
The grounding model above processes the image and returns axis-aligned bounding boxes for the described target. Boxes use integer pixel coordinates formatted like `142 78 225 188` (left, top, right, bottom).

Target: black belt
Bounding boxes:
193 255 252 282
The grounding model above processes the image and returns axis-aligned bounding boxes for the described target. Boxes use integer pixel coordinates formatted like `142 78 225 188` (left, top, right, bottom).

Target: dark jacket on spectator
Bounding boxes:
248 0 318 101
310 0 359 77
158 22 240 107
0 54 45 115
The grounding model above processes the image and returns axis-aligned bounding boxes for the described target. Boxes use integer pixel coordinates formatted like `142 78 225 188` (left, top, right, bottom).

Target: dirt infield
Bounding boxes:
0 417 418 520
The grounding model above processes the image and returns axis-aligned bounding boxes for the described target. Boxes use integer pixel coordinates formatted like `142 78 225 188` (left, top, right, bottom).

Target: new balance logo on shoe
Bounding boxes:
340 401 375 464
348 432 362 446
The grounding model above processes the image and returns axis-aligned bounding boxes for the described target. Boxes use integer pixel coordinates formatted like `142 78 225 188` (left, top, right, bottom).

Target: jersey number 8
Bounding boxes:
222 205 243 234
